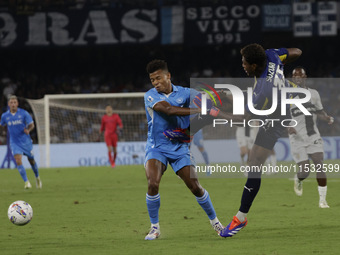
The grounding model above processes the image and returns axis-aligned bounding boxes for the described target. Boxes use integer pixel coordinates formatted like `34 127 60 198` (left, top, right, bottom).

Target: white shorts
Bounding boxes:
236 127 257 149
289 133 324 163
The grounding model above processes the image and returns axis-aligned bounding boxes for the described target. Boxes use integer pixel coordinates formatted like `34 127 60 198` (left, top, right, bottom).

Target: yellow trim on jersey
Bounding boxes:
262 97 268 110
287 80 298 88
279 54 287 62
254 77 257 89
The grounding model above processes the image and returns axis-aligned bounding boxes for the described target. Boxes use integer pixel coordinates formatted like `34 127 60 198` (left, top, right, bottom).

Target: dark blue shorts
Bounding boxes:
254 119 285 150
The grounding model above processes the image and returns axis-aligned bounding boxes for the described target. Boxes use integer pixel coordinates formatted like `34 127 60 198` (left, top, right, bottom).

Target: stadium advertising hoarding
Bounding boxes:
262 4 291 31
1 137 340 168
293 1 337 37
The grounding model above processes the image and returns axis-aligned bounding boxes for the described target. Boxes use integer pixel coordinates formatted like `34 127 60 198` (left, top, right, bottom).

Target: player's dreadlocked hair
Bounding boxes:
240 44 266 69
146 59 168 74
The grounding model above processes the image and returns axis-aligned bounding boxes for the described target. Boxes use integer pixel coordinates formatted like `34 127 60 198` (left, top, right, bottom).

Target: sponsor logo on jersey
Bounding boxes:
9 120 23 125
147 96 153 102
176 98 184 104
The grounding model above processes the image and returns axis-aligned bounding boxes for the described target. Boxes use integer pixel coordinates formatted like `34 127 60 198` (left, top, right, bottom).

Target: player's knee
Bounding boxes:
147 180 160 194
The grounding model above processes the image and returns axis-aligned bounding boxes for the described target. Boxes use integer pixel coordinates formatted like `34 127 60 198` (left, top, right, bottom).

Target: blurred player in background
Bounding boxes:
99 105 123 168
192 130 211 176
236 126 257 167
288 67 334 208
0 95 42 189
143 59 223 240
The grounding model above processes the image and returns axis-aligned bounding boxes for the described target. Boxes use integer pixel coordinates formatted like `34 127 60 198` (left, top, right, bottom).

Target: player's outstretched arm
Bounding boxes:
283 48 302 64
153 101 200 116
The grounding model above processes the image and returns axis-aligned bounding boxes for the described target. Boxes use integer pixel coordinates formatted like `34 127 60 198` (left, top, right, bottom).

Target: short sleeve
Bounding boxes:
0 113 6 126
24 110 33 125
144 91 165 109
313 90 323 111
273 48 289 62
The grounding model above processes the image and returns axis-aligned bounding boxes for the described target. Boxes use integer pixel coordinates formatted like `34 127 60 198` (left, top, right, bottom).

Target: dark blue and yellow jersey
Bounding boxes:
246 48 289 116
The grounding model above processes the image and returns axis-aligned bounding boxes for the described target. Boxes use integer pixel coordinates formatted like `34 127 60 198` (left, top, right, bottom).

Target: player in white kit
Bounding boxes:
288 67 334 208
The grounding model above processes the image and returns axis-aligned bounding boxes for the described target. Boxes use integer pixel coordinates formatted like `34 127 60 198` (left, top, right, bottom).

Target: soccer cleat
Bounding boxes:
144 226 160 240
211 220 224 234
294 174 303 196
36 177 42 189
163 128 193 143
111 162 116 168
24 181 32 189
319 200 330 208
219 216 247 238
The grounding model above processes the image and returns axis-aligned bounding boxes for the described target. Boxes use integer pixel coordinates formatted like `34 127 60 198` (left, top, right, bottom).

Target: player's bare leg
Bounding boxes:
28 158 42 189
14 154 31 189
294 160 310 196
112 146 118 168
310 152 329 208
144 159 166 240
177 166 224 234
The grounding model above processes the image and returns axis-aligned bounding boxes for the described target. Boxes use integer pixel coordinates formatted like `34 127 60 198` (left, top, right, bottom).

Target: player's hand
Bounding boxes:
327 116 334 125
287 127 296 135
24 128 30 135
193 93 220 117
193 93 213 110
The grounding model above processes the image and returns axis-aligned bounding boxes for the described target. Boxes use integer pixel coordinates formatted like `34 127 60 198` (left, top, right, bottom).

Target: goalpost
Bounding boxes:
27 93 146 168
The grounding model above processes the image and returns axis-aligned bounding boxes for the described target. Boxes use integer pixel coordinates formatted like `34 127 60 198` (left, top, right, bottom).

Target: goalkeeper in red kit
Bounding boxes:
99 105 123 168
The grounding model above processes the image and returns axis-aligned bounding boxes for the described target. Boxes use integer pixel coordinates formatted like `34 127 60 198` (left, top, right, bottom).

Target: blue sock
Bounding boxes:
17 165 28 182
146 193 160 224
201 151 210 165
31 163 39 178
196 190 216 220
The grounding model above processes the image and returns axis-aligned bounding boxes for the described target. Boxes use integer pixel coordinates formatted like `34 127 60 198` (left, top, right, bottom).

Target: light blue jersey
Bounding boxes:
144 84 195 172
1 108 34 157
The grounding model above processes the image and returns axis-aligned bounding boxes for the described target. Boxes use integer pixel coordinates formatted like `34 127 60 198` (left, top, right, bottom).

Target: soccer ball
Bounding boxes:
7 200 33 225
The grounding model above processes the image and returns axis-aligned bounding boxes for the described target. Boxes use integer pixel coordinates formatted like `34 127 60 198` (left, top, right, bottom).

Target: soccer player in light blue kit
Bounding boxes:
0 95 42 189
143 59 223 240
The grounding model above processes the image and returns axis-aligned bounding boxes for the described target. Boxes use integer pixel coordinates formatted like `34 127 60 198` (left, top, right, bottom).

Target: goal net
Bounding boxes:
27 93 146 167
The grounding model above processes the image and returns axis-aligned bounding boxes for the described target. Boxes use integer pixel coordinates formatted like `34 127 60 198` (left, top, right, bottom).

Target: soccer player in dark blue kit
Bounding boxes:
165 44 302 237
143 59 223 240
217 44 302 237
1 95 42 189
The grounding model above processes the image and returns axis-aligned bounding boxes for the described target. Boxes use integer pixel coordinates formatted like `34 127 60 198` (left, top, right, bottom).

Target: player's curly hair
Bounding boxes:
240 44 266 68
146 59 168 74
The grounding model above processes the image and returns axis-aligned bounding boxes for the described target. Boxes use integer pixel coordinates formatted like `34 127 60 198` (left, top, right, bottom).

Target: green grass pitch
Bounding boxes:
1 162 340 255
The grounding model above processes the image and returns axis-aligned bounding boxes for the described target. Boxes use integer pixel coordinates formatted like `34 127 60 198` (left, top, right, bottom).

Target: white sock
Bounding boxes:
151 223 160 229
270 155 277 168
241 156 245 167
236 211 247 222
318 186 327 202
210 217 219 225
